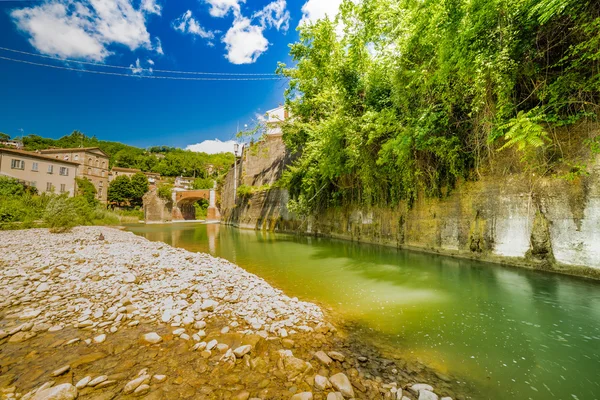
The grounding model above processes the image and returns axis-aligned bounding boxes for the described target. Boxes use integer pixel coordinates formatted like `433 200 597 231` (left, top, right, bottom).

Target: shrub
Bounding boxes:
236 184 254 199
43 196 79 233
157 184 173 200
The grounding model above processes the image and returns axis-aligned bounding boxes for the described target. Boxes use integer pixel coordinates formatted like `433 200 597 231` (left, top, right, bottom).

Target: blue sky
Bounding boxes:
0 0 342 152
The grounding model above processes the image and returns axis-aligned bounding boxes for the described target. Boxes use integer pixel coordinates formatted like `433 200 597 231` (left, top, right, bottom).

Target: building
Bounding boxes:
0 148 78 195
264 105 289 136
40 147 109 202
0 140 24 149
109 166 141 182
144 172 161 186
175 176 194 190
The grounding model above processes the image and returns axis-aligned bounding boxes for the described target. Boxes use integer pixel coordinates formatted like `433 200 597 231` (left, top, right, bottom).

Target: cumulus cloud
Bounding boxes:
253 0 290 32
203 0 245 18
141 0 161 15
186 139 236 154
299 0 343 26
10 0 161 61
172 10 215 41
221 0 290 64
222 16 269 64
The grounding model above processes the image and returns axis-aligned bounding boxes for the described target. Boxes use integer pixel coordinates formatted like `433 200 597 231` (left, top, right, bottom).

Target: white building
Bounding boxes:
264 105 289 136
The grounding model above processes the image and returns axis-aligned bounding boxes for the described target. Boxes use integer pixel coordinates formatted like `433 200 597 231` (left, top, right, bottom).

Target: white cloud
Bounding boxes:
141 0 161 15
130 58 143 73
299 0 343 26
154 36 163 55
130 58 153 74
186 139 236 154
253 0 290 32
172 10 215 41
11 0 160 61
203 0 245 18
222 16 269 64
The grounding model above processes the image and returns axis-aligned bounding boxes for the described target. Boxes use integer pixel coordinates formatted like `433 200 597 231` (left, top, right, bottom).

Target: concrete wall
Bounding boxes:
220 140 600 280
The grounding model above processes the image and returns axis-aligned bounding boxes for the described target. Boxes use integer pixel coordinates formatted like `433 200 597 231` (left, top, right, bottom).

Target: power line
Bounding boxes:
0 46 279 76
0 55 287 81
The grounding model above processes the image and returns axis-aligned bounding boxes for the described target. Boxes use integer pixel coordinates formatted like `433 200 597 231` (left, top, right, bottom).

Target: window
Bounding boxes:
101 170 105 177
99 181 103 187
96 159 99 167
102 161 106 168
98 188 103 197
11 159 24 170
60 184 66 193
46 182 53 192
31 181 37 188
88 158 92 165
64 155 69 160
32 162 38 171
59 167 69 176
74 155 79 161
88 167 91 175
47 165 54 174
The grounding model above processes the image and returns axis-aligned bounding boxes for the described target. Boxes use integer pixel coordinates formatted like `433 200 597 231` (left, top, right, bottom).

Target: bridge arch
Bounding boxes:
172 189 220 221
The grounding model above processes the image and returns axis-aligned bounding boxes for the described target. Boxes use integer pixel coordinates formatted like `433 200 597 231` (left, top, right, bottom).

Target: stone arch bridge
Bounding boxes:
172 189 221 221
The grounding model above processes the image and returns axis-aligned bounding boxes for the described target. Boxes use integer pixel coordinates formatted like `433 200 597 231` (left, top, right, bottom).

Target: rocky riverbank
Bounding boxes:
0 227 455 399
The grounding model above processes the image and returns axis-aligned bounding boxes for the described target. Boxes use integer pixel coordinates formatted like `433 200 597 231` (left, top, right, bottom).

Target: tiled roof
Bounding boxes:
0 148 80 165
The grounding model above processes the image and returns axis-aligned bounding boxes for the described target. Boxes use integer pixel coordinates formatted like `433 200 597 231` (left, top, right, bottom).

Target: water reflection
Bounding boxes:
126 223 600 400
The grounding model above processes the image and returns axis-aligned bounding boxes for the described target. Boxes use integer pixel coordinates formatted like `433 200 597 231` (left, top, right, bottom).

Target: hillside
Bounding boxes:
8 131 234 178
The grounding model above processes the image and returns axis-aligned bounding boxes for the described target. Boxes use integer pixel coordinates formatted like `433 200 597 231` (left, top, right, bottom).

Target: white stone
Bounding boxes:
206 339 218 350
93 334 106 343
329 373 354 398
314 375 330 391
122 273 137 284
141 332 162 344
291 393 313 400
418 390 439 400
123 376 149 394
87 375 108 386
75 377 91 389
233 345 252 358
31 383 77 400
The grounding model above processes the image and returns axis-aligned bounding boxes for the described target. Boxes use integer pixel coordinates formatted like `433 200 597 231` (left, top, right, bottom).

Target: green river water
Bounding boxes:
126 223 600 400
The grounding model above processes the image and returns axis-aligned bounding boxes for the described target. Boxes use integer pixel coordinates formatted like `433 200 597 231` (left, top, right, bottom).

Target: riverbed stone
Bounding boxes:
418 390 439 400
326 393 344 400
87 376 108 387
141 332 162 344
314 351 333 366
75 377 91 389
50 365 70 377
123 376 150 394
291 393 313 400
329 373 354 398
233 345 252 358
31 383 77 400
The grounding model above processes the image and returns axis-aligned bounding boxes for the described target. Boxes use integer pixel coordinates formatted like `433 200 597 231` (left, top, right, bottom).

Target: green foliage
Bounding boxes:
193 199 209 220
107 176 132 205
0 176 25 197
21 130 235 177
278 0 600 212
75 177 97 205
130 173 149 206
157 184 173 200
107 173 148 206
0 132 10 141
236 185 255 199
43 196 78 233
192 178 214 190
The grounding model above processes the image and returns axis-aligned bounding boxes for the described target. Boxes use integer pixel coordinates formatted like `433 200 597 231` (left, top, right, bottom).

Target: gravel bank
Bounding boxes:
0 227 452 400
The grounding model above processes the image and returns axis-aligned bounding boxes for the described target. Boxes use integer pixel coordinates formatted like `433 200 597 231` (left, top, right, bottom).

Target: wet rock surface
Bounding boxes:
0 227 463 399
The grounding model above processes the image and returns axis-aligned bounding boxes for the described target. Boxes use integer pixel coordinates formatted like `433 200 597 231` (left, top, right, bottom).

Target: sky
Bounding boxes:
0 0 343 153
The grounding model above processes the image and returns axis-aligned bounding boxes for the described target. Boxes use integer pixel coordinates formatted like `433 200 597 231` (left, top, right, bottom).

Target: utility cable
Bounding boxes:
0 55 286 81
0 46 279 76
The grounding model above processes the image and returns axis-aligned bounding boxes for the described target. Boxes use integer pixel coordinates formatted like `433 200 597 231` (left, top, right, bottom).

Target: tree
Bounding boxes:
130 172 149 206
107 176 132 206
0 132 10 141
75 177 97 205
192 178 214 190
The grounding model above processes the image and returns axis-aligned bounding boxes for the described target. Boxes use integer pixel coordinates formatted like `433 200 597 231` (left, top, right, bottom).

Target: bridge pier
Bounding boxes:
172 189 221 222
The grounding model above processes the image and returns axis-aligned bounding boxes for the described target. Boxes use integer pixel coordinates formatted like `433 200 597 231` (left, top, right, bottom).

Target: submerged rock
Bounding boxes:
31 383 77 400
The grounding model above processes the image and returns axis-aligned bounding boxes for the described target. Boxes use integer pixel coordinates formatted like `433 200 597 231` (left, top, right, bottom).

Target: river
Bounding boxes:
126 222 600 400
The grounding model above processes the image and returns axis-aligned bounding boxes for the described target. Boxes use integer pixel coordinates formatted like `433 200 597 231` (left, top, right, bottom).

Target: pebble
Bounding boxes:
93 334 106 343
233 345 252 358
50 365 70 377
329 373 354 398
123 376 149 394
31 383 77 400
290 393 313 400
206 339 218 350
152 375 167 383
134 384 150 396
328 351 345 362
141 332 162 344
75 377 91 389
314 351 333 366
87 375 108 387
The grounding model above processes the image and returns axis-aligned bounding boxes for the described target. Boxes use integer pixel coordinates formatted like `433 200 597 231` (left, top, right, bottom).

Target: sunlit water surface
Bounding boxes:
126 223 600 400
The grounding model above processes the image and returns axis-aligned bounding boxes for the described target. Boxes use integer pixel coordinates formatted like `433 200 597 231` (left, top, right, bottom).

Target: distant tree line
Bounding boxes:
20 131 234 178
